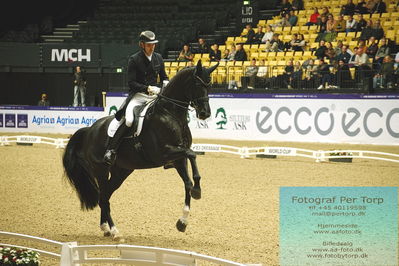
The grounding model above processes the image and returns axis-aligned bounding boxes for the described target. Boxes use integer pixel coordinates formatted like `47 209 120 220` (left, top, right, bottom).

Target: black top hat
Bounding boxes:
139 31 158 44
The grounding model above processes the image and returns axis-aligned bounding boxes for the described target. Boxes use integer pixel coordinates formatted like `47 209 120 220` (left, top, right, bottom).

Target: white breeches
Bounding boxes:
125 93 156 127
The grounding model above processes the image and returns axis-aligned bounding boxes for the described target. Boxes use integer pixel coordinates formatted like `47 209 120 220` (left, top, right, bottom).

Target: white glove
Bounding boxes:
162 80 169 88
147 85 161 95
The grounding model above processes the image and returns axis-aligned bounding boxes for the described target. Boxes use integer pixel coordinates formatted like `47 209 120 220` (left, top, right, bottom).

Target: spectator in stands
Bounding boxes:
234 43 248 61
341 0 356 15
210 43 222 61
333 15 346 32
334 40 344 56
372 20 384 40
197 38 209 54
373 55 395 88
366 36 378 61
314 40 327 59
335 59 352 88
104 30 168 165
354 48 371 83
336 45 352 63
374 38 390 66
325 42 336 62
356 14 368 31
285 34 297 51
242 58 259 89
177 44 193 61
256 60 268 88
355 0 369 13
73 66 87 107
291 33 306 51
306 8 320 26
288 10 298 26
254 26 265 44
346 15 358 32
290 61 303 89
315 59 333 90
221 49 230 61
317 15 328 34
303 59 318 88
321 7 331 17
273 13 292 28
37 93 50 107
366 0 377 13
359 20 373 40
227 44 237 61
261 25 274 44
325 14 335 33
243 24 256 44
372 0 386 13
348 46 359 66
265 33 284 52
280 0 293 17
292 0 304 11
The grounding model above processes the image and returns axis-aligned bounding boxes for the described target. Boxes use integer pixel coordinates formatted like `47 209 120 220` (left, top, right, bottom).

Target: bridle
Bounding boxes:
157 73 210 111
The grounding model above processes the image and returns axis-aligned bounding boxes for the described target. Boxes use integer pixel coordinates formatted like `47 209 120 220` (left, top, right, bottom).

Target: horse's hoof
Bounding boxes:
103 231 111 237
176 219 187 232
100 223 111 237
190 188 201 200
113 235 125 243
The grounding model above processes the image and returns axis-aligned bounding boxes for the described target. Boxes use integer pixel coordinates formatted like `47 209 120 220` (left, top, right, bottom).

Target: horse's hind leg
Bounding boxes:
98 167 132 241
174 158 193 232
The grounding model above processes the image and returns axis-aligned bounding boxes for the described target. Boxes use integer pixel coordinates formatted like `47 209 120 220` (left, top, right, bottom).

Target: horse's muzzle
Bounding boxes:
197 110 211 120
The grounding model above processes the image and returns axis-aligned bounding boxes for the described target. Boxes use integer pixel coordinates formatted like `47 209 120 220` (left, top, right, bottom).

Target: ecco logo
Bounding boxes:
256 106 399 138
51 49 91 62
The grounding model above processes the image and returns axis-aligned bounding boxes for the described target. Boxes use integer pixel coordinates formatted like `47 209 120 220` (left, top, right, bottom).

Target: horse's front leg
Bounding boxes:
188 156 201 200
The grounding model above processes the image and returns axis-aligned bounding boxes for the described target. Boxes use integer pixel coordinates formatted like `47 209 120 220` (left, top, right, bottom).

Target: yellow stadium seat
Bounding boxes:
285 51 294 58
391 12 399 18
251 52 259 59
234 61 243 66
259 52 267 59
178 62 187 67
276 52 285 60
258 44 266 51
258 20 266 26
243 61 251 67
171 62 179 67
164 62 171 67
383 20 393 27
381 13 390 18
303 51 313 58
371 13 381 20
274 26 283 33
346 31 357 39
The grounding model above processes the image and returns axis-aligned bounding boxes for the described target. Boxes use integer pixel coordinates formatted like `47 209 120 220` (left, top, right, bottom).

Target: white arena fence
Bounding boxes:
1 135 398 163
0 231 250 266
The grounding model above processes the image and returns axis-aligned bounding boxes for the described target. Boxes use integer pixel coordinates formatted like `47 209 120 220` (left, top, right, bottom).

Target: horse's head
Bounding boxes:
190 60 218 120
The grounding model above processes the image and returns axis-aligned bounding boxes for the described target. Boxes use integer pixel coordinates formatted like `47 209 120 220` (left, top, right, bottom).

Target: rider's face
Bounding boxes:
141 42 155 56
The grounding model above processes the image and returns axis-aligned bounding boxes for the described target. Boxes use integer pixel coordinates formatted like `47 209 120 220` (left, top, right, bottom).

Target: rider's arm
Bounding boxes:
127 56 148 94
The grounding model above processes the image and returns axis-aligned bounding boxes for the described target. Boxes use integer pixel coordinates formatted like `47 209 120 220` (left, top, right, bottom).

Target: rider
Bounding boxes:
104 30 169 165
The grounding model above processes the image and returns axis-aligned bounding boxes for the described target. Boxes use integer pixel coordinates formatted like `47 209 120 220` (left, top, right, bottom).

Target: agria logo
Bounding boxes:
215 107 227 129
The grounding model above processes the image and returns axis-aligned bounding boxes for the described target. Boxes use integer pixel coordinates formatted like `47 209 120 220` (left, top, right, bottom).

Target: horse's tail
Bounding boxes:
63 127 99 210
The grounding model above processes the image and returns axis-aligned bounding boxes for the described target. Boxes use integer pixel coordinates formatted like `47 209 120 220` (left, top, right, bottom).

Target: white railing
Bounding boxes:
0 231 249 266
1 136 398 163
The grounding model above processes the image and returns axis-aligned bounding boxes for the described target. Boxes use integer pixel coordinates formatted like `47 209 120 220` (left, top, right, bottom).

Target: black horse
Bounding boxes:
63 60 217 240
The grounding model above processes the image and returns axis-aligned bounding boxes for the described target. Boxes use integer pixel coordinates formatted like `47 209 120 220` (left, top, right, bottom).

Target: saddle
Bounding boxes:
107 100 155 138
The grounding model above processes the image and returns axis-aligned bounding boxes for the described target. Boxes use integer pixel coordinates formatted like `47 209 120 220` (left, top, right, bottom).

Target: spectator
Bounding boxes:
335 59 352 88
256 60 268 88
359 20 373 40
372 20 384 40
326 14 335 33
227 44 237 61
315 59 333 90
366 36 378 61
373 55 395 88
341 0 356 15
73 66 86 107
356 14 368 31
314 40 327 59
372 0 386 13
346 15 358 32
177 44 194 61
288 10 298 26
282 60 295 88
234 43 247 61
321 7 331 17
354 48 371 83
221 49 230 61
336 45 352 63
355 0 369 14
366 0 377 13
261 25 274 44
242 58 259 89
334 40 344 56
290 61 303 88
291 33 306 51
285 34 298 51
254 26 265 44
265 33 284 52
317 15 328 34
325 42 336 61
37 93 50 106
197 38 209 54
209 44 222 61
333 15 346 32
306 8 320 26
292 0 304 11
242 24 256 44
273 13 292 28
280 0 292 17
374 38 390 66
348 46 359 66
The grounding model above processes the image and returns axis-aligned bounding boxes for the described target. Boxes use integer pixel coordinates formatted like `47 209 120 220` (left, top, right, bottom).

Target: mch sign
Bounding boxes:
51 49 91 62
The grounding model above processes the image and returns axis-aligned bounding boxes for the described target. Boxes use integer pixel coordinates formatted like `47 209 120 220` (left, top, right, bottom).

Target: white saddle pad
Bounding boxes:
107 101 153 138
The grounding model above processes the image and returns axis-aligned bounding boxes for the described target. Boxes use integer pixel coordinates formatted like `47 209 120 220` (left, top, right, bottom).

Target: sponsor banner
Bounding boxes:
191 144 222 152
16 136 42 144
104 94 399 145
0 113 3 127
0 106 106 134
42 44 100 67
264 147 297 156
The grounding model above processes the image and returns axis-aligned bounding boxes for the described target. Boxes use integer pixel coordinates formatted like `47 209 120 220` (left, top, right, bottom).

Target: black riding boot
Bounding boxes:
104 123 131 165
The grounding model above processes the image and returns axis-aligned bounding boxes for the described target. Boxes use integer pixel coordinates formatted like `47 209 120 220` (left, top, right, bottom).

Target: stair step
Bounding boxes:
41 35 73 39
54 27 80 31
43 39 65 42
54 31 74 35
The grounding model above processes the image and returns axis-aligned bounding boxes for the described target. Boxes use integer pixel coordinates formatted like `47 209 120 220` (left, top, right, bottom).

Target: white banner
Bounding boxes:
0 107 106 134
104 94 399 145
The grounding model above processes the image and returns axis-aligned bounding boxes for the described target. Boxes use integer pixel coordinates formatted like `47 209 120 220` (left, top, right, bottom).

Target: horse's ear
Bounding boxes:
207 62 219 74
195 60 202 76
